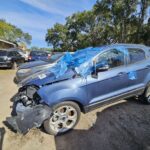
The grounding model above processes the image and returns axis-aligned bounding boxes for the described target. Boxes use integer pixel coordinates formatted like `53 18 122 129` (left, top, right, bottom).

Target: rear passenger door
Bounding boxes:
126 48 150 90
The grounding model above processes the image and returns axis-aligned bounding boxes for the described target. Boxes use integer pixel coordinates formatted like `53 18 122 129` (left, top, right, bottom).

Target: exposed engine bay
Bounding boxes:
14 85 40 106
6 85 52 134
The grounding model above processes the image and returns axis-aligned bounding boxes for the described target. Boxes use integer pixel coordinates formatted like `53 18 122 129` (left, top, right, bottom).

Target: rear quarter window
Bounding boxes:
30 51 48 56
128 48 146 64
0 51 7 56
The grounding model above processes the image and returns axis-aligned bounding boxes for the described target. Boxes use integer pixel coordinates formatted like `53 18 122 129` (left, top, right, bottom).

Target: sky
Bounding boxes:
0 0 97 48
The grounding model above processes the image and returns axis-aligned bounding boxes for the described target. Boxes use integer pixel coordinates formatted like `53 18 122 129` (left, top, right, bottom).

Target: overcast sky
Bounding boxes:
0 0 97 48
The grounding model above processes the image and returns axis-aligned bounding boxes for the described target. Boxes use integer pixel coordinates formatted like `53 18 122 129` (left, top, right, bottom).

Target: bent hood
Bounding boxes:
19 60 49 69
20 68 76 87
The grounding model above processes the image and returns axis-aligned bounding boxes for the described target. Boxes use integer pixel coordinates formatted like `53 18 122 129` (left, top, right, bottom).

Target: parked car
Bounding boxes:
5 48 29 61
17 50 29 62
7 44 150 135
0 49 25 69
28 50 51 61
14 53 64 83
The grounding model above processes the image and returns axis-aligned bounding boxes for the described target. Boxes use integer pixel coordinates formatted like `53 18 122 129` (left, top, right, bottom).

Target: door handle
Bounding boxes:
117 72 126 76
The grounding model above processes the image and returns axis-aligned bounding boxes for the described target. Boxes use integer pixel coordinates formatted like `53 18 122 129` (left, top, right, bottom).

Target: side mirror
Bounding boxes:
96 64 109 72
91 61 109 79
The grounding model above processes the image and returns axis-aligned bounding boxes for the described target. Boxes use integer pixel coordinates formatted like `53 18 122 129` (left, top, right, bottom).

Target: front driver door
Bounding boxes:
86 47 129 105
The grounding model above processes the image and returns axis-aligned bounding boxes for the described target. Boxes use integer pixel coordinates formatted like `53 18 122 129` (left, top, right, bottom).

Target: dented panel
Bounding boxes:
6 104 52 134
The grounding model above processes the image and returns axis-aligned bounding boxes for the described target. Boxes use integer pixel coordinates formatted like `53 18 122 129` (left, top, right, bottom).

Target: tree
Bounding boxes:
0 19 32 45
45 23 68 50
45 0 150 51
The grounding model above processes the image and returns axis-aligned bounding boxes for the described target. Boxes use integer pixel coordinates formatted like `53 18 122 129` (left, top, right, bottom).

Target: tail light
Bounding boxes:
48 54 51 59
28 56 32 60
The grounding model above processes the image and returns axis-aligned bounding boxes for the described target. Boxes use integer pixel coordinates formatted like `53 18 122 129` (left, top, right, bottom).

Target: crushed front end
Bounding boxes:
6 85 52 134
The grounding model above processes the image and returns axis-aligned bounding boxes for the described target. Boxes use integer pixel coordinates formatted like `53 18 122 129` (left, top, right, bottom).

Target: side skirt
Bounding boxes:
83 87 145 113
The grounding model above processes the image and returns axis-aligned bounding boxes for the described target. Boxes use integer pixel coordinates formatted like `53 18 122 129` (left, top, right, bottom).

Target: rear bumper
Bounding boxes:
6 103 52 134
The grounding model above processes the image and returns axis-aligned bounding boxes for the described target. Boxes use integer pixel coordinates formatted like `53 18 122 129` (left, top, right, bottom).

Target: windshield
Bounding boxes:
0 51 7 56
30 51 48 56
49 46 105 78
46 53 63 63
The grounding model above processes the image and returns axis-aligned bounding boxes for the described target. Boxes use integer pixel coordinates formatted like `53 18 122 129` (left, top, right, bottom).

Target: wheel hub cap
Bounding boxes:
49 105 77 133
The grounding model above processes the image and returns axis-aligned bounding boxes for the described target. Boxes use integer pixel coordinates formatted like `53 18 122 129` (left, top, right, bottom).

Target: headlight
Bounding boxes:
18 69 31 74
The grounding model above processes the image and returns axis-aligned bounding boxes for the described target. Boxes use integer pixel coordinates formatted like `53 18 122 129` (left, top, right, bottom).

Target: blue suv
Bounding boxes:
7 44 150 135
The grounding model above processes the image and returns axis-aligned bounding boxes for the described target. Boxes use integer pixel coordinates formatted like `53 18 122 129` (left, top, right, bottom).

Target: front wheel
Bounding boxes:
44 101 81 135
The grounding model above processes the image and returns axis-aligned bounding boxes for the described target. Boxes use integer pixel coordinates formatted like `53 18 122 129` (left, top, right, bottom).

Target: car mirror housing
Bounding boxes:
97 64 109 72
91 61 109 78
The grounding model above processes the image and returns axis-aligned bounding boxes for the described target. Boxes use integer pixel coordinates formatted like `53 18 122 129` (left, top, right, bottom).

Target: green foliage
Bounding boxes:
30 46 52 52
0 19 32 45
46 0 150 51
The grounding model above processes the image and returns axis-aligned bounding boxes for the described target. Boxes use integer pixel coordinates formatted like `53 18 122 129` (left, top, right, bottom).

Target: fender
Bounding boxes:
37 78 88 107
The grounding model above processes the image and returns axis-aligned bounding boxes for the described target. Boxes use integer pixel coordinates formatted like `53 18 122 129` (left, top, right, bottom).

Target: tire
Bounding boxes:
12 62 17 70
44 101 81 135
140 84 150 104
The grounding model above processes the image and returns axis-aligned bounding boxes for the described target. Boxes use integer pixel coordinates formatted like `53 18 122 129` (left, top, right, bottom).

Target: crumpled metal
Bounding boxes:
50 47 104 78
49 46 128 78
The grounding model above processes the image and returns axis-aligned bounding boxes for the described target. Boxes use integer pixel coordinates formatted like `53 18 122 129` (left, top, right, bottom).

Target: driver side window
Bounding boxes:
96 49 125 69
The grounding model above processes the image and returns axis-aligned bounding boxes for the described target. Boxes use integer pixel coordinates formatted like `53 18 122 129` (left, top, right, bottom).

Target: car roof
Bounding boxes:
0 48 19 52
109 43 148 49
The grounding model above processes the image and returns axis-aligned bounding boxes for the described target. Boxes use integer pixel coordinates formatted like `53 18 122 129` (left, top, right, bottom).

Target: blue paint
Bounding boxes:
128 71 137 80
49 46 105 78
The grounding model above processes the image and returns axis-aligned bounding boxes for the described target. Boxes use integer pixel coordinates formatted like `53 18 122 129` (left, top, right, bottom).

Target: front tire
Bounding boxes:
44 101 81 135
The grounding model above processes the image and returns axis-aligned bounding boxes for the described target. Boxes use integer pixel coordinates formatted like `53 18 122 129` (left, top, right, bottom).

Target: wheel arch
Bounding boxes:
63 99 85 113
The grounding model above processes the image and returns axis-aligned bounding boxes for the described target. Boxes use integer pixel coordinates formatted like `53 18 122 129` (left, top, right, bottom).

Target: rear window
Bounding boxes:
0 51 7 56
47 53 63 63
30 51 48 56
128 48 145 64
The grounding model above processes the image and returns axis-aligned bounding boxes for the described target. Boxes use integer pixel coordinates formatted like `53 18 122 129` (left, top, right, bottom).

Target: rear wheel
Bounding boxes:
140 85 150 104
44 101 81 135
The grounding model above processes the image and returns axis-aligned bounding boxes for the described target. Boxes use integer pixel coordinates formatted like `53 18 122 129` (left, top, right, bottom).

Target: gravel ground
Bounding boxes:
0 70 150 150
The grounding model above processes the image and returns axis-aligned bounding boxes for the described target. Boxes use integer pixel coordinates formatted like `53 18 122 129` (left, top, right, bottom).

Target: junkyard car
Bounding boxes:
7 44 150 135
14 53 64 83
28 50 51 61
0 49 25 69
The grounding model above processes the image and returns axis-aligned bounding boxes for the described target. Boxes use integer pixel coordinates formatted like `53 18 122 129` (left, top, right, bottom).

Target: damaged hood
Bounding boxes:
20 68 76 87
20 46 106 87
19 60 48 69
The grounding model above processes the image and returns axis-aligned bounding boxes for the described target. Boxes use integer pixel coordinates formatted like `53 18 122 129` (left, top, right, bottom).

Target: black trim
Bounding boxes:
83 87 145 113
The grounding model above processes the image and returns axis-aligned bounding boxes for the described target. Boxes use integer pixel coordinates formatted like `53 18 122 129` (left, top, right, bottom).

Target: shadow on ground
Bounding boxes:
55 100 150 150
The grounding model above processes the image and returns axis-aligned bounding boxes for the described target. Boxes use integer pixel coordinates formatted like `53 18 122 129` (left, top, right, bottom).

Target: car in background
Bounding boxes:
28 50 51 61
8 48 29 62
0 49 25 69
17 50 29 61
14 53 64 83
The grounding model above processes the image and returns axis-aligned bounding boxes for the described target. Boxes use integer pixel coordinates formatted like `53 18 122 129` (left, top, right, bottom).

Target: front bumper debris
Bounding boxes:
0 127 5 150
6 104 52 134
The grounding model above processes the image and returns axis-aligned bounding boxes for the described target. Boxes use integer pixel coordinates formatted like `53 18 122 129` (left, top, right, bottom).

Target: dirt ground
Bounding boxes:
0 70 150 150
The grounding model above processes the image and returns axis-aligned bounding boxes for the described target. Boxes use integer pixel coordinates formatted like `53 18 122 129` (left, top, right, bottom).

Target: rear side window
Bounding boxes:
128 48 145 64
8 51 15 57
0 51 7 56
14 51 21 56
30 51 48 56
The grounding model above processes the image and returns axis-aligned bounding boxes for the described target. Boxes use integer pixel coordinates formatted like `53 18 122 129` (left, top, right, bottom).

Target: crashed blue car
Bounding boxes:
7 44 150 135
